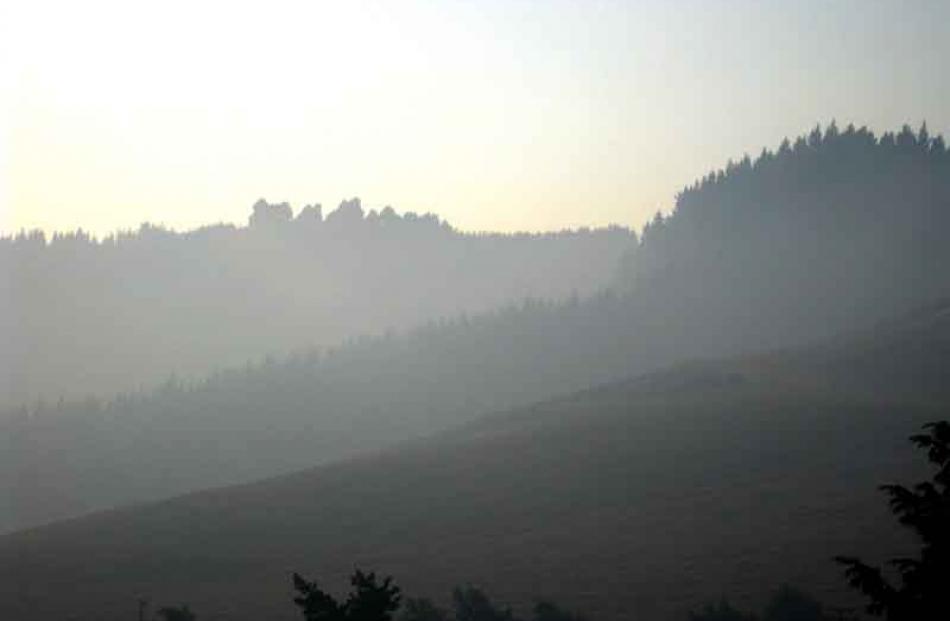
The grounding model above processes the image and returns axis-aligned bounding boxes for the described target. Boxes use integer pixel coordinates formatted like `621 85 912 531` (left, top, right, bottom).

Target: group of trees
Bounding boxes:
150 570 586 621
623 121 950 350
153 580 832 621
292 570 401 621
1 197 632 407
4 123 949 535
293 572 589 621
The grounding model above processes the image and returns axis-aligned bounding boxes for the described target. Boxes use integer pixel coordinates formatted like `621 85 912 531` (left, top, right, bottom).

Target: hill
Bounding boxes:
0 200 633 407
1 300 948 621
620 122 950 352
2 123 948 534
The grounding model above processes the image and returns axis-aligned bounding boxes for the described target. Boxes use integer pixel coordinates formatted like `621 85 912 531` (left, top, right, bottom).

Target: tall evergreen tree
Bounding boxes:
292 573 346 621
346 571 402 621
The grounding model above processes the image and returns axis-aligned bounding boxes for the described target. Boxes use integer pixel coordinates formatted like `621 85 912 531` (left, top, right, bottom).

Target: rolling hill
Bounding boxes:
0 200 633 407
3 123 949 537
1 299 947 621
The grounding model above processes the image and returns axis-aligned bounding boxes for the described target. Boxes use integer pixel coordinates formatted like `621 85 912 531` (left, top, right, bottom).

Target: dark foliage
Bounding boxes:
293 570 401 621
835 421 950 620
347 571 403 621
293 573 346 621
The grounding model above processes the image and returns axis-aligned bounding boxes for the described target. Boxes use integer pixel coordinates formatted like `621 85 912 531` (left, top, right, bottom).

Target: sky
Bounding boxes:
1 0 948 236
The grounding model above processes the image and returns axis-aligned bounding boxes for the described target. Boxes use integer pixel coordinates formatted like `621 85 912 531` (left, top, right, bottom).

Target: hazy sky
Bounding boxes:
2 0 948 236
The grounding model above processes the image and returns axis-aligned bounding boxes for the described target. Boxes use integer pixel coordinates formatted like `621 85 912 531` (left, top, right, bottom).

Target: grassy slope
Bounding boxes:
1 303 948 621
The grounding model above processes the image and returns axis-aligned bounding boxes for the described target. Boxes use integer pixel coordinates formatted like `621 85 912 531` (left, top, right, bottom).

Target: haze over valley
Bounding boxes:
3 2 949 620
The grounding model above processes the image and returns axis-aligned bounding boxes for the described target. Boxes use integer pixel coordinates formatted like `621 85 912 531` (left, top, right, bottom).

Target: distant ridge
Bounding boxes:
0 199 632 406
2 123 947 535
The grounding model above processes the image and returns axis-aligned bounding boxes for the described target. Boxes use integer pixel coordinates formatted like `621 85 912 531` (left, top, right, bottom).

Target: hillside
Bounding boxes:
621 122 950 350
0 200 633 407
2 124 948 534
1 300 948 621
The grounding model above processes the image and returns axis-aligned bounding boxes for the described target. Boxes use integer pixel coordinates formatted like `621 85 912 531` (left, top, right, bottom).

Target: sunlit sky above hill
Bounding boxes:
2 0 948 236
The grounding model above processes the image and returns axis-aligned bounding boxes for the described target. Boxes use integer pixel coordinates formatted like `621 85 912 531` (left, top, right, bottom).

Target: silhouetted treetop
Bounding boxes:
292 570 401 621
250 198 293 228
836 420 950 620
293 573 347 621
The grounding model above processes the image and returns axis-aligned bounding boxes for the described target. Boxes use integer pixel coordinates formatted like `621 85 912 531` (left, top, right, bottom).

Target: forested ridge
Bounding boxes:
1 199 632 407
622 121 950 350
2 123 948 534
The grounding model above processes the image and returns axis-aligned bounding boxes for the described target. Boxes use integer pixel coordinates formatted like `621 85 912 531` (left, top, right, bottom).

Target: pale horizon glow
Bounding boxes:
2 0 948 237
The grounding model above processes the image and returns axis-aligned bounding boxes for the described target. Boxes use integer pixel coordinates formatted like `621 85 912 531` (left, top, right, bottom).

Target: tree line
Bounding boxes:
1 197 632 407
3 123 948 534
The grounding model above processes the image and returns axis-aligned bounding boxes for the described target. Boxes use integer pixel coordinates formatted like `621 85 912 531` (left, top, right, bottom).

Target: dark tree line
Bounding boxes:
293 570 402 621
291 571 586 621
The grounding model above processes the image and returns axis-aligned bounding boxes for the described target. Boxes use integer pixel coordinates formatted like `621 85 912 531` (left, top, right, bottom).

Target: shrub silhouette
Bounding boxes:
293 570 401 621
347 571 403 621
835 420 950 620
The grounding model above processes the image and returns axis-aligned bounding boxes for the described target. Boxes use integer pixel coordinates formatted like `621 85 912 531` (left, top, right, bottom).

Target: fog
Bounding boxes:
0 199 631 407
6 0 950 618
4 70 950 621
3 125 948 554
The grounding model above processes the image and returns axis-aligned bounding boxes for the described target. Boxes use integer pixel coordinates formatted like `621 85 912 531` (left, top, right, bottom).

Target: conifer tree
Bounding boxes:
835 421 950 620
